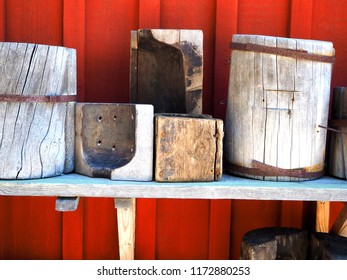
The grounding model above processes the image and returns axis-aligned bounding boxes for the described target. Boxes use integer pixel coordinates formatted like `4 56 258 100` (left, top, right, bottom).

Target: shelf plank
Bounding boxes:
0 173 346 202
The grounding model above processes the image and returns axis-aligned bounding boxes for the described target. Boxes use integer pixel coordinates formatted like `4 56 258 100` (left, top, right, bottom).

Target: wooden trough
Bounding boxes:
155 114 223 182
224 34 335 181
130 29 203 114
75 103 154 181
0 42 76 179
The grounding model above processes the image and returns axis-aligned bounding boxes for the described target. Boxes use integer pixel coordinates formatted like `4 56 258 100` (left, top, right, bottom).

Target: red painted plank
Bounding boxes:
63 0 86 101
230 200 282 259
83 198 119 260
238 0 291 37
84 0 138 103
213 0 238 120
5 0 63 44
156 199 210 259
208 200 231 259
290 0 313 39
0 0 5 39
139 0 160 28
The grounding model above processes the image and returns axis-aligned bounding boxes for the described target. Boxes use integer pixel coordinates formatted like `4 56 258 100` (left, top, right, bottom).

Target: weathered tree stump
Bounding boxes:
225 35 335 181
130 29 203 114
240 227 309 260
310 232 347 260
155 114 223 182
0 42 76 179
75 103 154 181
328 87 347 179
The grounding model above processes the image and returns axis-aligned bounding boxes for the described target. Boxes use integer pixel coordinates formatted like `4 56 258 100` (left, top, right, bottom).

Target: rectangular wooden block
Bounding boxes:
155 114 223 182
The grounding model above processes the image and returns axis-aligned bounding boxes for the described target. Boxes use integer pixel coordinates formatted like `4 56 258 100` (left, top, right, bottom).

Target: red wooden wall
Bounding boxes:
0 0 346 260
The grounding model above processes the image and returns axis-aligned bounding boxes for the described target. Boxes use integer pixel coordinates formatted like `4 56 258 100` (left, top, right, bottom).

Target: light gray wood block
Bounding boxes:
75 103 154 181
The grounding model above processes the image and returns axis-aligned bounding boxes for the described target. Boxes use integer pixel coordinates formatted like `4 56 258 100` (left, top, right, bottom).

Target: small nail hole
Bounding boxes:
97 116 103 122
112 145 116 151
97 140 102 146
113 115 117 120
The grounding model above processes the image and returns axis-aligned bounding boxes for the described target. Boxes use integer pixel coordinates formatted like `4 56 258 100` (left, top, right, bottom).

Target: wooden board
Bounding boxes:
75 103 154 181
155 114 223 182
0 42 76 179
328 87 347 179
240 227 309 260
130 29 203 114
224 35 335 181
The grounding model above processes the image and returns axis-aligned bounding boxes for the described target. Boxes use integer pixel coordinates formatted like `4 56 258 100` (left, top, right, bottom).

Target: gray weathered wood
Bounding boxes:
0 173 346 201
328 87 347 179
0 43 76 179
75 103 154 181
130 29 203 114
240 227 309 260
55 196 80 212
225 35 335 181
155 114 223 182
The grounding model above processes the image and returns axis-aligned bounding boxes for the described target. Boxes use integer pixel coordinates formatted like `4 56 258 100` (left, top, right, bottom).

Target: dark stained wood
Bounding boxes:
328 87 347 179
131 29 203 114
240 227 309 260
310 232 347 260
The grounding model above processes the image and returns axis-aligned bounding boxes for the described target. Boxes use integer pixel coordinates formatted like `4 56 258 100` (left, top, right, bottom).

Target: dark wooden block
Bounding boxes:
130 29 203 114
240 227 309 260
310 232 347 260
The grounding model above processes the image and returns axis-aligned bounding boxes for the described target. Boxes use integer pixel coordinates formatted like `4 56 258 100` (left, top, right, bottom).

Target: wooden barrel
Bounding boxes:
328 87 347 179
224 35 335 181
0 43 76 179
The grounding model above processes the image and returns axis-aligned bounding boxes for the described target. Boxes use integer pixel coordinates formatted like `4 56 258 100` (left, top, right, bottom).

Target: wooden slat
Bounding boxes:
63 0 86 101
115 198 136 260
290 0 313 39
316 201 330 233
0 0 5 40
330 203 347 237
0 173 346 201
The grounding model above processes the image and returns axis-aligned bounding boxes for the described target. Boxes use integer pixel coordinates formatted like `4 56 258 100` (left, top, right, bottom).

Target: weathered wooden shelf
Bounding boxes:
0 173 346 202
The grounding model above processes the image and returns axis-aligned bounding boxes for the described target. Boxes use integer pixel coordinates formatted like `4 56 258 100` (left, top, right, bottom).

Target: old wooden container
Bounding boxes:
0 42 76 179
130 29 203 114
75 103 154 181
155 114 223 182
328 87 347 179
225 34 335 181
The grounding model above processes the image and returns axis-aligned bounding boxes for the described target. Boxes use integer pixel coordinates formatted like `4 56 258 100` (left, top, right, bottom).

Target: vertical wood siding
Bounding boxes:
0 0 346 259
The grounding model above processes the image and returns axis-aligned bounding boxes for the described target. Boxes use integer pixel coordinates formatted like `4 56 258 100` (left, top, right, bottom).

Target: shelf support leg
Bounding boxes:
115 198 136 260
316 201 330 233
